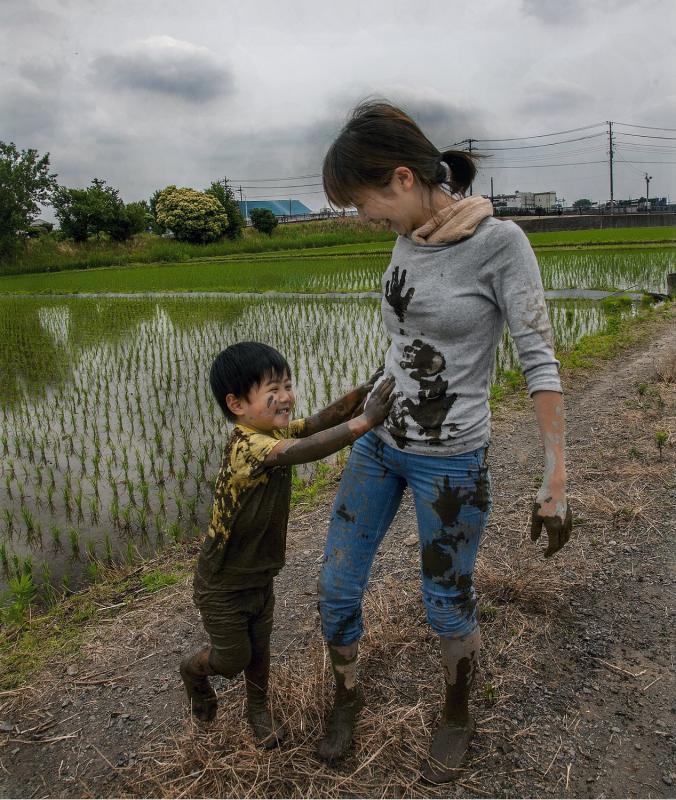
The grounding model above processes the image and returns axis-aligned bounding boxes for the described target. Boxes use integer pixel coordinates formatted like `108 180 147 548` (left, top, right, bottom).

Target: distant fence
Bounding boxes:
509 212 676 234
256 209 676 232
246 211 359 226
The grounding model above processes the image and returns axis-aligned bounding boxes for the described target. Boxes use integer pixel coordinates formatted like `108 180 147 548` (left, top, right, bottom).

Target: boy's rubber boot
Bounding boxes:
421 630 480 784
179 646 218 722
245 643 286 749
317 642 365 764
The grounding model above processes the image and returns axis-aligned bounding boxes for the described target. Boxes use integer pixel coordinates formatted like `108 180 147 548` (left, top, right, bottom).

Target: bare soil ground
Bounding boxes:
1 314 674 799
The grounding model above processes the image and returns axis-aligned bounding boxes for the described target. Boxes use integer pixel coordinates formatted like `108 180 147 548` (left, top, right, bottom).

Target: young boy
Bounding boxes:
180 341 394 748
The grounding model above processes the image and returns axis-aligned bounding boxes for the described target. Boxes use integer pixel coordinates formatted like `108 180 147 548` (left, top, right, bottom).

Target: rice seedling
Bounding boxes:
124 538 136 565
3 508 14 537
0 541 8 575
85 539 97 562
103 532 113 563
20 505 35 537
68 528 80 559
50 525 62 551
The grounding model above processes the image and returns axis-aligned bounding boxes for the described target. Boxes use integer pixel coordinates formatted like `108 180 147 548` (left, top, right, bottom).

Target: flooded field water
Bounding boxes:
0 247 668 597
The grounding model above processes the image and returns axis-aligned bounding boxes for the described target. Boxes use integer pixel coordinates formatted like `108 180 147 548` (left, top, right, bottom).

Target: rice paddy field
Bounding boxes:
0 238 673 608
0 247 674 295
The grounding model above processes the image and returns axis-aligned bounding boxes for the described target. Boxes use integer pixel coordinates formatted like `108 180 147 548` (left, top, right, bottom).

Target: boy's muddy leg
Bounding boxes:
317 641 365 763
244 641 286 749
422 629 480 783
179 646 218 722
245 584 286 749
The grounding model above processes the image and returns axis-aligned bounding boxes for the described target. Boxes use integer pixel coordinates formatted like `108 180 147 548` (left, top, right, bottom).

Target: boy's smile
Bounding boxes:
227 372 296 433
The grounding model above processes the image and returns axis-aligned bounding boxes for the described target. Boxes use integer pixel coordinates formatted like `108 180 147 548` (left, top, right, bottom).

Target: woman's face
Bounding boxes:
352 167 427 235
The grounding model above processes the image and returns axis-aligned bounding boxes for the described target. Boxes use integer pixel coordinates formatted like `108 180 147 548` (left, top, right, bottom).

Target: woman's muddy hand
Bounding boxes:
344 381 374 419
530 488 572 558
362 377 395 426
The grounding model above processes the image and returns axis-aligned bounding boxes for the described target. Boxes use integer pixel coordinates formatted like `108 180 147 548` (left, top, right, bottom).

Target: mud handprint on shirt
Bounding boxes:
386 339 458 447
385 266 415 323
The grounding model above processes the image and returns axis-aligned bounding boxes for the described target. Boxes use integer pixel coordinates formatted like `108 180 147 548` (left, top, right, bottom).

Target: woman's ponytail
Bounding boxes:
439 150 477 194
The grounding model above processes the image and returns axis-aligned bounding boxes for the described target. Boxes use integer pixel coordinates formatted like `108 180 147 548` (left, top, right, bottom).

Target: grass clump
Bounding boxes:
140 569 181 593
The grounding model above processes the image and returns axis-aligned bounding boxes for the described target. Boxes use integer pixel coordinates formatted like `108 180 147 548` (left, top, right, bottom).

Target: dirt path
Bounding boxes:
1 315 673 799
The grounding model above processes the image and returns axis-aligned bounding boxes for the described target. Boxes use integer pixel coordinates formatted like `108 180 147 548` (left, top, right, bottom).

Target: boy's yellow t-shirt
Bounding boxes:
194 419 306 591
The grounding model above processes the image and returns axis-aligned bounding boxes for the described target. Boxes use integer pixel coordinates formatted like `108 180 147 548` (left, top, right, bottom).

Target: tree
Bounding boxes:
149 189 166 234
572 198 593 209
250 207 278 236
155 186 228 243
205 178 244 240
0 141 57 258
125 200 152 235
52 179 134 242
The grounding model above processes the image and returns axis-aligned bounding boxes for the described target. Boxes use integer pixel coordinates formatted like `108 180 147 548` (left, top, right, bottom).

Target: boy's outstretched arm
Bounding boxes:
302 381 373 436
265 378 394 467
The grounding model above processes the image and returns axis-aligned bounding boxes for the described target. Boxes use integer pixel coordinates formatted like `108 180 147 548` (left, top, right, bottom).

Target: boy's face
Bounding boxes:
226 371 296 432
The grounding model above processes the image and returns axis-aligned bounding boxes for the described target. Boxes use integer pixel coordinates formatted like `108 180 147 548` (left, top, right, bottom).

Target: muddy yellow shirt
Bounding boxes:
194 419 306 591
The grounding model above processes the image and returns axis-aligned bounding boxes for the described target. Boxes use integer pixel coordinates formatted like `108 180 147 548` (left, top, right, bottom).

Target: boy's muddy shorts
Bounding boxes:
193 579 274 677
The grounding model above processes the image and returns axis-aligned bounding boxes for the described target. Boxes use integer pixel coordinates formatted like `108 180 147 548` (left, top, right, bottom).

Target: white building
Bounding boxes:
492 190 558 212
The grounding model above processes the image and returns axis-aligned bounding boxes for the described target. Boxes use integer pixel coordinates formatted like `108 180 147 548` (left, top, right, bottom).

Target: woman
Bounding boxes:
316 102 572 783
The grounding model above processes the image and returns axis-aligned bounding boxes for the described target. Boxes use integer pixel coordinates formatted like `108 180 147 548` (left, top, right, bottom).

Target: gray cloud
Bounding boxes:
92 36 234 102
522 0 636 25
2 0 672 214
517 83 594 116
0 78 63 150
521 0 587 25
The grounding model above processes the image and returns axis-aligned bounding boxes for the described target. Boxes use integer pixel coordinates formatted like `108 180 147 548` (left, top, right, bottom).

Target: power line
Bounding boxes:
614 139 676 149
463 133 607 151
237 182 324 189
612 161 676 164
616 132 676 140
230 174 320 182
488 160 607 169
613 121 676 132
455 122 606 143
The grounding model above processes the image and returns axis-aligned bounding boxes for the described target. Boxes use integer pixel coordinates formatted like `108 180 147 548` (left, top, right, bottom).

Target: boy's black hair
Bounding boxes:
210 342 291 421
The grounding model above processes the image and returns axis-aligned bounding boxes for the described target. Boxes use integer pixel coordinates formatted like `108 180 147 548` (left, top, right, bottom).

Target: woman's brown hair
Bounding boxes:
322 101 477 208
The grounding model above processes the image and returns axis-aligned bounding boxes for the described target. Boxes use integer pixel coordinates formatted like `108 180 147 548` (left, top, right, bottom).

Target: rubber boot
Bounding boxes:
179 646 218 722
421 629 480 783
317 642 365 764
245 643 286 749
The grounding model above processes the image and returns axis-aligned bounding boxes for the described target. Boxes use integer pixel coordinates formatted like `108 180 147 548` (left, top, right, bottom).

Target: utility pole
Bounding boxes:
608 121 614 214
289 198 292 218
644 173 652 209
490 177 494 204
238 186 248 221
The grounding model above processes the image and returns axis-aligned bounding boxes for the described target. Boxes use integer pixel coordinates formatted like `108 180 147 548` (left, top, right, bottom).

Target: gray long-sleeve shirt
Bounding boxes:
373 217 562 456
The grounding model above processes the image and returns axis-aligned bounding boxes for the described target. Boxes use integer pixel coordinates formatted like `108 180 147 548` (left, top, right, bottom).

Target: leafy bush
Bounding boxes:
205 179 244 240
125 200 152 235
155 185 228 244
0 141 57 258
250 207 278 236
52 179 135 242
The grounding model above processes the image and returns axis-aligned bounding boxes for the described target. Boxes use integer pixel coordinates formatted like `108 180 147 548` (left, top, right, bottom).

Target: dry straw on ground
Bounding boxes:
122 549 565 799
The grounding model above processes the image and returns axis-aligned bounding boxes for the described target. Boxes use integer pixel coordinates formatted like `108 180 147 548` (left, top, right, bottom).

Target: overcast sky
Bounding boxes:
2 0 675 216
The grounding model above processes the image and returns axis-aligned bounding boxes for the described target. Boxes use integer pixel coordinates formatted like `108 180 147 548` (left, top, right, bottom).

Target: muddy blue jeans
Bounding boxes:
318 431 491 645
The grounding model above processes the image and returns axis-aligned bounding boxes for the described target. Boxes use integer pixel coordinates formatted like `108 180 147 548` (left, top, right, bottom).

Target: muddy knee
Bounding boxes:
208 642 251 678
424 584 479 639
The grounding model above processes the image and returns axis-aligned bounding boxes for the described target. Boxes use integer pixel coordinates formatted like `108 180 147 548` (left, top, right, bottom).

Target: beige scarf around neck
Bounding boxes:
410 195 494 245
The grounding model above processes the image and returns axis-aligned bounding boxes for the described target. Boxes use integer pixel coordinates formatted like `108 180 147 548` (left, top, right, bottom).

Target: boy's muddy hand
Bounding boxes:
530 492 572 558
363 377 395 426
